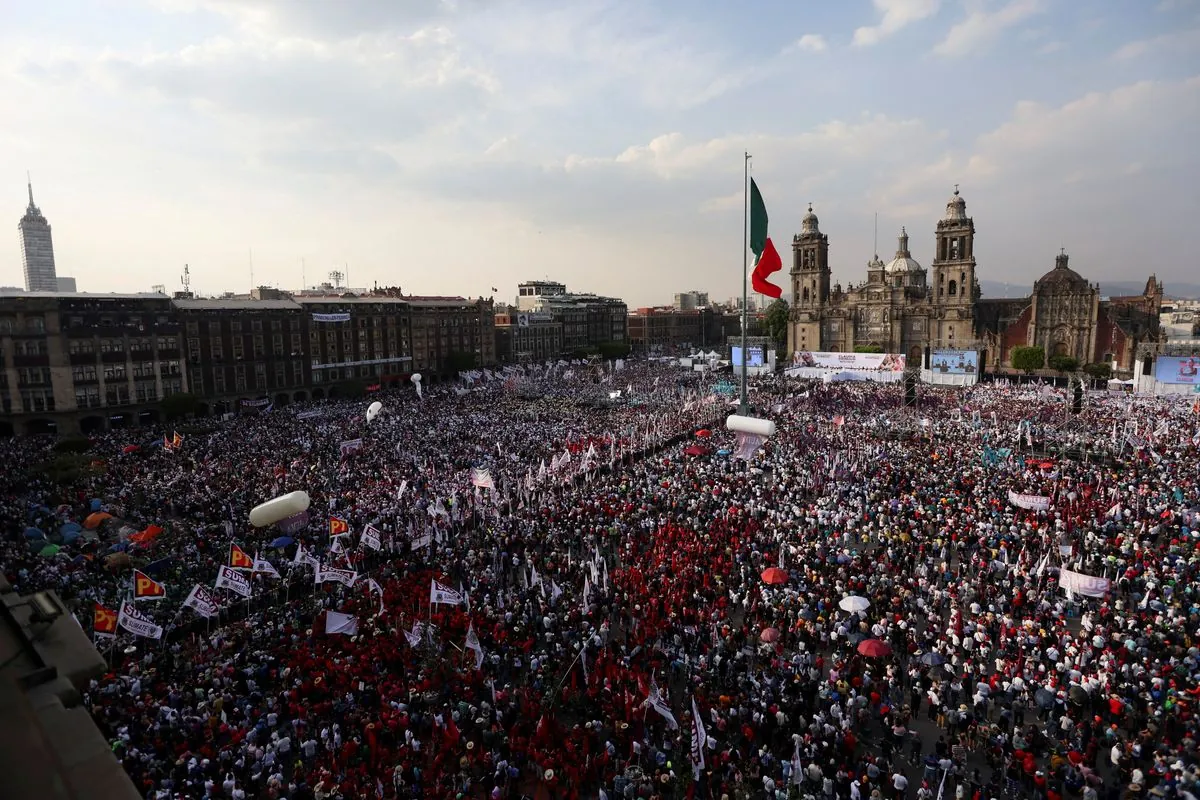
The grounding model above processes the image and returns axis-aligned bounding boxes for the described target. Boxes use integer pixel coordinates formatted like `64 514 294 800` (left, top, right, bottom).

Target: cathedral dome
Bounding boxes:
800 204 820 235
884 227 922 273
944 186 967 221
1036 251 1090 292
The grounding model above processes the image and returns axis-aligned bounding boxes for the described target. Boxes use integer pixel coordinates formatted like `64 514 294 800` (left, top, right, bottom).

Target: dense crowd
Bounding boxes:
2 359 1199 800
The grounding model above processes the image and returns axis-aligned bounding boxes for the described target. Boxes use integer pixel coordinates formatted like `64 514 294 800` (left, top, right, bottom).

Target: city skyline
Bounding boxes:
2 1 1199 307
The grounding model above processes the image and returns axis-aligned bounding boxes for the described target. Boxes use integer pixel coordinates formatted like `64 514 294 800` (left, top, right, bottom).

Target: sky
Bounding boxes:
2 0 1198 307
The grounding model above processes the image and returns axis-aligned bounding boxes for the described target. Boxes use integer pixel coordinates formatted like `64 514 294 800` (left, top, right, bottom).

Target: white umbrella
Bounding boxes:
839 595 870 613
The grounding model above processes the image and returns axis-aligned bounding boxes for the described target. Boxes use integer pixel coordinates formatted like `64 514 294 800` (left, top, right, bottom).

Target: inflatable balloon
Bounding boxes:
249 490 311 528
411 372 423 400
366 401 383 422
726 414 776 437
410 372 422 384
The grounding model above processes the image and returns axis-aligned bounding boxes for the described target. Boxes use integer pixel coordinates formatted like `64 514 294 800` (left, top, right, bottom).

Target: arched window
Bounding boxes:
948 280 958 296
802 287 810 303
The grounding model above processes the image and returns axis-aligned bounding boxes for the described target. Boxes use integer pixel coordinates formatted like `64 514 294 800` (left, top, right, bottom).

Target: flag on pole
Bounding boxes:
92 602 118 639
749 178 783 298
132 569 166 601
329 516 350 537
690 696 707 780
229 543 254 571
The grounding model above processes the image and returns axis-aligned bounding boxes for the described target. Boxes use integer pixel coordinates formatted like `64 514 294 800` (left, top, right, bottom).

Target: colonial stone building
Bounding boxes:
788 189 978 364
787 189 1162 373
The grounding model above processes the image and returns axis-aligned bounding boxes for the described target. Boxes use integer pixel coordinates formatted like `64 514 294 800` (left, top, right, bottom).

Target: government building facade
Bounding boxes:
786 189 1162 373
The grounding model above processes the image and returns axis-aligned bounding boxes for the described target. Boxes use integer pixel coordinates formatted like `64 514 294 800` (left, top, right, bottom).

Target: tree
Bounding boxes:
1048 354 1080 373
1010 345 1045 373
444 351 478 375
597 341 632 359
1082 362 1112 381
853 343 884 353
764 299 789 347
161 392 200 420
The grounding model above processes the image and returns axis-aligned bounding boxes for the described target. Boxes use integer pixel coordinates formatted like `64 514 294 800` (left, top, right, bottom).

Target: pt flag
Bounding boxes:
329 516 350 537
229 543 254 570
133 569 166 601
93 602 118 638
749 178 783 299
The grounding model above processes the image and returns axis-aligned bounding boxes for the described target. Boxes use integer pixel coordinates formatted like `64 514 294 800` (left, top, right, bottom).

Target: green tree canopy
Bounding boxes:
1011 345 1045 373
764 299 789 347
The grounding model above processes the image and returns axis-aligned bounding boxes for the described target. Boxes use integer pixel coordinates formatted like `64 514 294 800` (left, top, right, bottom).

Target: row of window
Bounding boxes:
196 361 307 396
0 317 45 334
68 336 179 355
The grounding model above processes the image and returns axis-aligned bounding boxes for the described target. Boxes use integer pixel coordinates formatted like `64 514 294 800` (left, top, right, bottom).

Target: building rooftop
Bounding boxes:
173 298 301 311
0 291 169 300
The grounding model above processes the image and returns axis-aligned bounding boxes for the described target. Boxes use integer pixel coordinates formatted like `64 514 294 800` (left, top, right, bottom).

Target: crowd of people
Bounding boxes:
2 358 1198 800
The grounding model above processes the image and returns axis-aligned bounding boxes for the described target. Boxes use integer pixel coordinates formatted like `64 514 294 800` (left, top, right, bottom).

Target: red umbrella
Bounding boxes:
857 638 892 658
761 567 788 585
696 429 713 438
122 445 140 453
759 627 781 643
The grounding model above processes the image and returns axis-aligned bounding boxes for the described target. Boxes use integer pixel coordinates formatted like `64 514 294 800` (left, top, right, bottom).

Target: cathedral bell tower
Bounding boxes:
930 186 977 347
788 204 830 354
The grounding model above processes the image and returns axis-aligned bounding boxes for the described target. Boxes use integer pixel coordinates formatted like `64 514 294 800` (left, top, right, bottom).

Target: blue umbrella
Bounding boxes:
270 536 294 549
89 499 102 512
24 527 45 539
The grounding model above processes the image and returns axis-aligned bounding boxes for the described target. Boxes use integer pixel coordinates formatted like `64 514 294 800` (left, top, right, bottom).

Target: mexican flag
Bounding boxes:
750 178 783 299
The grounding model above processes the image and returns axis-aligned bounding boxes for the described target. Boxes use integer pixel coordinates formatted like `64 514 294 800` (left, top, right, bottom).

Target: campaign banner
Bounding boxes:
931 349 978 375
296 410 323 420
1154 356 1200 385
1059 569 1111 598
183 584 219 618
1008 490 1051 512
312 312 351 323
316 567 359 588
215 565 253 598
240 398 271 408
791 351 906 372
118 601 163 639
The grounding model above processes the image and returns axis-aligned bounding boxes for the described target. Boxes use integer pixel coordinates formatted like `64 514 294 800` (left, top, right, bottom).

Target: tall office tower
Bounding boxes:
20 179 58 292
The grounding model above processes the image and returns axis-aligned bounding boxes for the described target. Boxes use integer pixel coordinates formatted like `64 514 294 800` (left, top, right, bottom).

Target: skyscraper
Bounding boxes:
19 179 57 292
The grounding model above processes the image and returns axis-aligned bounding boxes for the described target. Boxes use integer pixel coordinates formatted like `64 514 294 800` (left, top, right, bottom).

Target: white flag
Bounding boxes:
690 696 707 780
253 554 281 578
464 623 485 669
430 579 464 605
367 577 385 618
183 584 219 618
404 621 424 647
117 600 163 639
325 610 359 636
360 523 383 551
642 680 679 730
215 565 252 598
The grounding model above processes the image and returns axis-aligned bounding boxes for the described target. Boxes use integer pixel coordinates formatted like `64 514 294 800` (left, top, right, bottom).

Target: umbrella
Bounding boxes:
847 631 868 645
23 527 45 539
918 651 946 666
271 536 295 549
1034 687 1055 708
759 627 781 643
839 595 870 613
84 511 112 529
695 429 713 438
122 445 140 453
38 543 62 557
857 639 891 658
761 567 788 585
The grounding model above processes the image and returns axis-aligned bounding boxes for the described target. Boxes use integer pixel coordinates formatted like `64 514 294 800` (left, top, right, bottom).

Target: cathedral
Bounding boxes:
786 189 1163 373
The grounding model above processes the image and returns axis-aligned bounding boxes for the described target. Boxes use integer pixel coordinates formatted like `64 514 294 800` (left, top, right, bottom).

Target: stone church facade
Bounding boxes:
786 190 1162 373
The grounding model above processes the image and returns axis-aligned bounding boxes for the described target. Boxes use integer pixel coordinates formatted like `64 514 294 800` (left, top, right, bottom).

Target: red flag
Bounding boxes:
329 517 350 538
229 543 254 570
751 237 784 299
93 602 118 636
133 569 166 601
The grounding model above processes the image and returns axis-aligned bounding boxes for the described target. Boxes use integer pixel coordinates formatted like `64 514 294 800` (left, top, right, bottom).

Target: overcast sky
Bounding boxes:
2 0 1198 306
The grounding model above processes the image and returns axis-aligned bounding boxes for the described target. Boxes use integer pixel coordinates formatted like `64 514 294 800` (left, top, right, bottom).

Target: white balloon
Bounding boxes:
366 401 383 422
410 373 422 383
249 490 311 528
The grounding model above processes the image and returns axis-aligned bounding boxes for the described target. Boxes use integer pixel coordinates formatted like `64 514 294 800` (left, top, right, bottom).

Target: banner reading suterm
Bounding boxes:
791 351 906 371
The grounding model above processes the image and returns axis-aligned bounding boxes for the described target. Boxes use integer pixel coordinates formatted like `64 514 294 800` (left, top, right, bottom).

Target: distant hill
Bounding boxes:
979 280 1200 300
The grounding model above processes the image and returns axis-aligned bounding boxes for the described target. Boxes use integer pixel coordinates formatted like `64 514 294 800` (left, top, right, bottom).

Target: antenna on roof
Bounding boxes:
301 258 306 291
249 248 254 292
181 264 191 291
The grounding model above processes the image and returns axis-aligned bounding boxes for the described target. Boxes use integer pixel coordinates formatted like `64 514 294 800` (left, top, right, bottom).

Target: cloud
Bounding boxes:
1113 27 1200 60
934 0 1047 57
792 34 828 53
853 0 941 47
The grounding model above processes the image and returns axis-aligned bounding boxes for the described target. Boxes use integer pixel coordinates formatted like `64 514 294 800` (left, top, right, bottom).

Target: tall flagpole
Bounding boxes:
740 152 751 414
